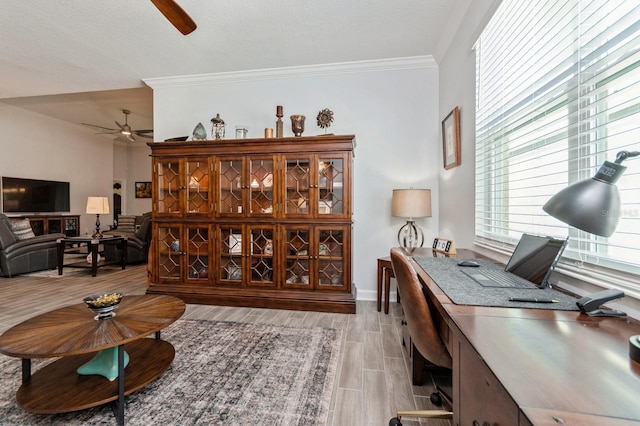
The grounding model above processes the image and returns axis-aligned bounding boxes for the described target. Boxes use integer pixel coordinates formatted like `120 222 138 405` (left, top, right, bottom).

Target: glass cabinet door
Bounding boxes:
186 225 210 281
316 227 347 290
156 160 181 215
186 159 210 215
283 227 312 289
217 158 244 216
284 157 312 217
248 225 276 287
249 158 275 216
157 224 182 281
218 225 244 285
318 156 345 216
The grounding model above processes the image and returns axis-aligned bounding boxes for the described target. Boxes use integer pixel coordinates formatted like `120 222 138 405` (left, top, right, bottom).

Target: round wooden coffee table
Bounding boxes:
0 294 185 425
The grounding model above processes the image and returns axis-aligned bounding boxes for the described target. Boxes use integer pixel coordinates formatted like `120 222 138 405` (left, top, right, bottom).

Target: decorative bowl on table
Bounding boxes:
83 293 123 320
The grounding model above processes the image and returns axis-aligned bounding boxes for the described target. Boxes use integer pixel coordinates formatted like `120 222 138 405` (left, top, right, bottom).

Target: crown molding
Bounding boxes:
143 56 436 89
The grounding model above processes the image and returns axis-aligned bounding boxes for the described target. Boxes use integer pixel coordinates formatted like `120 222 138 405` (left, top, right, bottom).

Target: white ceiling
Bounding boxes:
0 0 468 137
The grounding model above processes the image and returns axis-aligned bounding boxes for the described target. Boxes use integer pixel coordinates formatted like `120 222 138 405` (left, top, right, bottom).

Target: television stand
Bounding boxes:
12 214 80 237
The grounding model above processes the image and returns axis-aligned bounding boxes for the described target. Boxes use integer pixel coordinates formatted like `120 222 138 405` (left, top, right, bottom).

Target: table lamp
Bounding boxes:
392 188 431 248
86 196 110 239
542 150 640 361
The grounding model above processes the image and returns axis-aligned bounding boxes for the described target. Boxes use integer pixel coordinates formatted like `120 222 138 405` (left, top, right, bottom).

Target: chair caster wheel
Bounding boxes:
430 392 442 406
389 417 403 426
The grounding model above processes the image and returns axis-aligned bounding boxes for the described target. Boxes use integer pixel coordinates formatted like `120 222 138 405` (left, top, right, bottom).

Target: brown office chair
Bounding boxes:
389 247 453 425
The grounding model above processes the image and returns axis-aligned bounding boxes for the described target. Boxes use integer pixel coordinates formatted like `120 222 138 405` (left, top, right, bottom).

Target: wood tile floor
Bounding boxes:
0 264 451 426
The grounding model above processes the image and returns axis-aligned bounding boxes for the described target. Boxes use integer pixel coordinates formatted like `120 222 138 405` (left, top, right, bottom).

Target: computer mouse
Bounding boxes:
457 260 480 267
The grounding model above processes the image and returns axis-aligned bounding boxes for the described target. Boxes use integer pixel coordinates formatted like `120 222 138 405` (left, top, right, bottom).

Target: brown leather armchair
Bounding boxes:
388 247 453 425
103 212 151 264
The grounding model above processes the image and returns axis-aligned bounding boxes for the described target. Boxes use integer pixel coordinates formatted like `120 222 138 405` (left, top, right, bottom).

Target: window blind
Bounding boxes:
475 0 640 291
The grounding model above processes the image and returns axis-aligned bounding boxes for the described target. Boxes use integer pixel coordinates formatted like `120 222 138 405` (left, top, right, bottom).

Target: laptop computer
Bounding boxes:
461 234 568 289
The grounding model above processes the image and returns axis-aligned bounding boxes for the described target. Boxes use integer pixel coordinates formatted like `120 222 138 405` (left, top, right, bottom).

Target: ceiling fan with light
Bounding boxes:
150 0 197 35
82 109 153 142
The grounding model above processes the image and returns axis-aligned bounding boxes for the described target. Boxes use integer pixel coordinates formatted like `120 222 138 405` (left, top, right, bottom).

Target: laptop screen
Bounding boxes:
505 234 568 287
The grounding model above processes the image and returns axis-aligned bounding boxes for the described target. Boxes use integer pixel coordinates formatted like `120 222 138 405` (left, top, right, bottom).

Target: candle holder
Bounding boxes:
290 115 306 137
211 113 225 140
276 105 284 138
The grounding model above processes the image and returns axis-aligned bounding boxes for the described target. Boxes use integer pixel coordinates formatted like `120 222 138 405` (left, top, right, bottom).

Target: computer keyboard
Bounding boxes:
477 269 532 288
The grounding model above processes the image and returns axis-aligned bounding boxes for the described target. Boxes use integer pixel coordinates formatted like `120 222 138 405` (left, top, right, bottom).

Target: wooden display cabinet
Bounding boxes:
146 135 355 313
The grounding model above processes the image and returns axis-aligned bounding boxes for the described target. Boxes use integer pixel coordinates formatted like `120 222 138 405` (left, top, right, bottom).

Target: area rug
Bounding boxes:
0 319 342 425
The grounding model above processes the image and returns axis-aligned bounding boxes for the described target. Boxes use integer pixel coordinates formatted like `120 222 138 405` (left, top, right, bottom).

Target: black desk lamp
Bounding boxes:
543 150 640 361
543 150 639 237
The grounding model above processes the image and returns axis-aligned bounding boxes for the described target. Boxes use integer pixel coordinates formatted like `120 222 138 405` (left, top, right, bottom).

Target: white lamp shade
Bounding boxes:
86 196 110 215
392 189 432 218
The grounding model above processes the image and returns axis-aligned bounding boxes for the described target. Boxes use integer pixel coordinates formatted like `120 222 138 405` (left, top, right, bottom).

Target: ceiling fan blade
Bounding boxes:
115 120 125 130
134 132 154 139
134 129 154 134
82 123 119 132
150 0 197 35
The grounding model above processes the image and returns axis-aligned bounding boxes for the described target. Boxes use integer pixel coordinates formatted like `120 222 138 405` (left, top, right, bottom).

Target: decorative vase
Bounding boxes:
192 122 207 140
290 115 306 137
276 105 284 137
235 126 248 139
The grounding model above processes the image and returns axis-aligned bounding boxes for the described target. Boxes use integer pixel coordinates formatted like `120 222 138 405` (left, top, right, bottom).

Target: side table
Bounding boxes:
377 256 395 314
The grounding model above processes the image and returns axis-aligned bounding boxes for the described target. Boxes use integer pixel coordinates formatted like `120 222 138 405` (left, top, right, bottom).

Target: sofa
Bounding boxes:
103 212 152 264
0 214 64 277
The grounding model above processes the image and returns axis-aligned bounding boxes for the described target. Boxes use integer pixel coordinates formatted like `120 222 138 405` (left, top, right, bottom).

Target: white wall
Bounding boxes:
146 58 440 300
113 142 153 217
437 0 502 249
0 103 114 235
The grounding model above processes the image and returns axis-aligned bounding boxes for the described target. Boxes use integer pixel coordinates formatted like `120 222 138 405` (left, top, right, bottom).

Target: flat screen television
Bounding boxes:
2 176 71 213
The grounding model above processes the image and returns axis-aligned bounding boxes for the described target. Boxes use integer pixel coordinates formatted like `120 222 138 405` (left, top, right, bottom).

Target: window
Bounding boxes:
475 0 640 293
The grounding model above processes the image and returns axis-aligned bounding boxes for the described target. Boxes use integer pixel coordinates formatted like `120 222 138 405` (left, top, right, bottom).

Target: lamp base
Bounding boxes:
397 220 424 248
93 214 102 239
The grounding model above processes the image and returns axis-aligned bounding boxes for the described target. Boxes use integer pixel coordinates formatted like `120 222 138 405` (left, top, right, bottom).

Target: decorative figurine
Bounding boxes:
192 122 207 140
316 108 334 134
276 105 284 138
211 113 225 140
290 115 306 137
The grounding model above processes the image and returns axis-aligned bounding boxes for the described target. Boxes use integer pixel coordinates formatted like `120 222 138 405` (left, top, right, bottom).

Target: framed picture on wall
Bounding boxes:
442 106 461 170
135 181 152 198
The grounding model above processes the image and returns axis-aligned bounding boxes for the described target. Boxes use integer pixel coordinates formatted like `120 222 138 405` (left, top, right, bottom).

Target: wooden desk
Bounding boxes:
410 250 640 425
377 248 454 314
